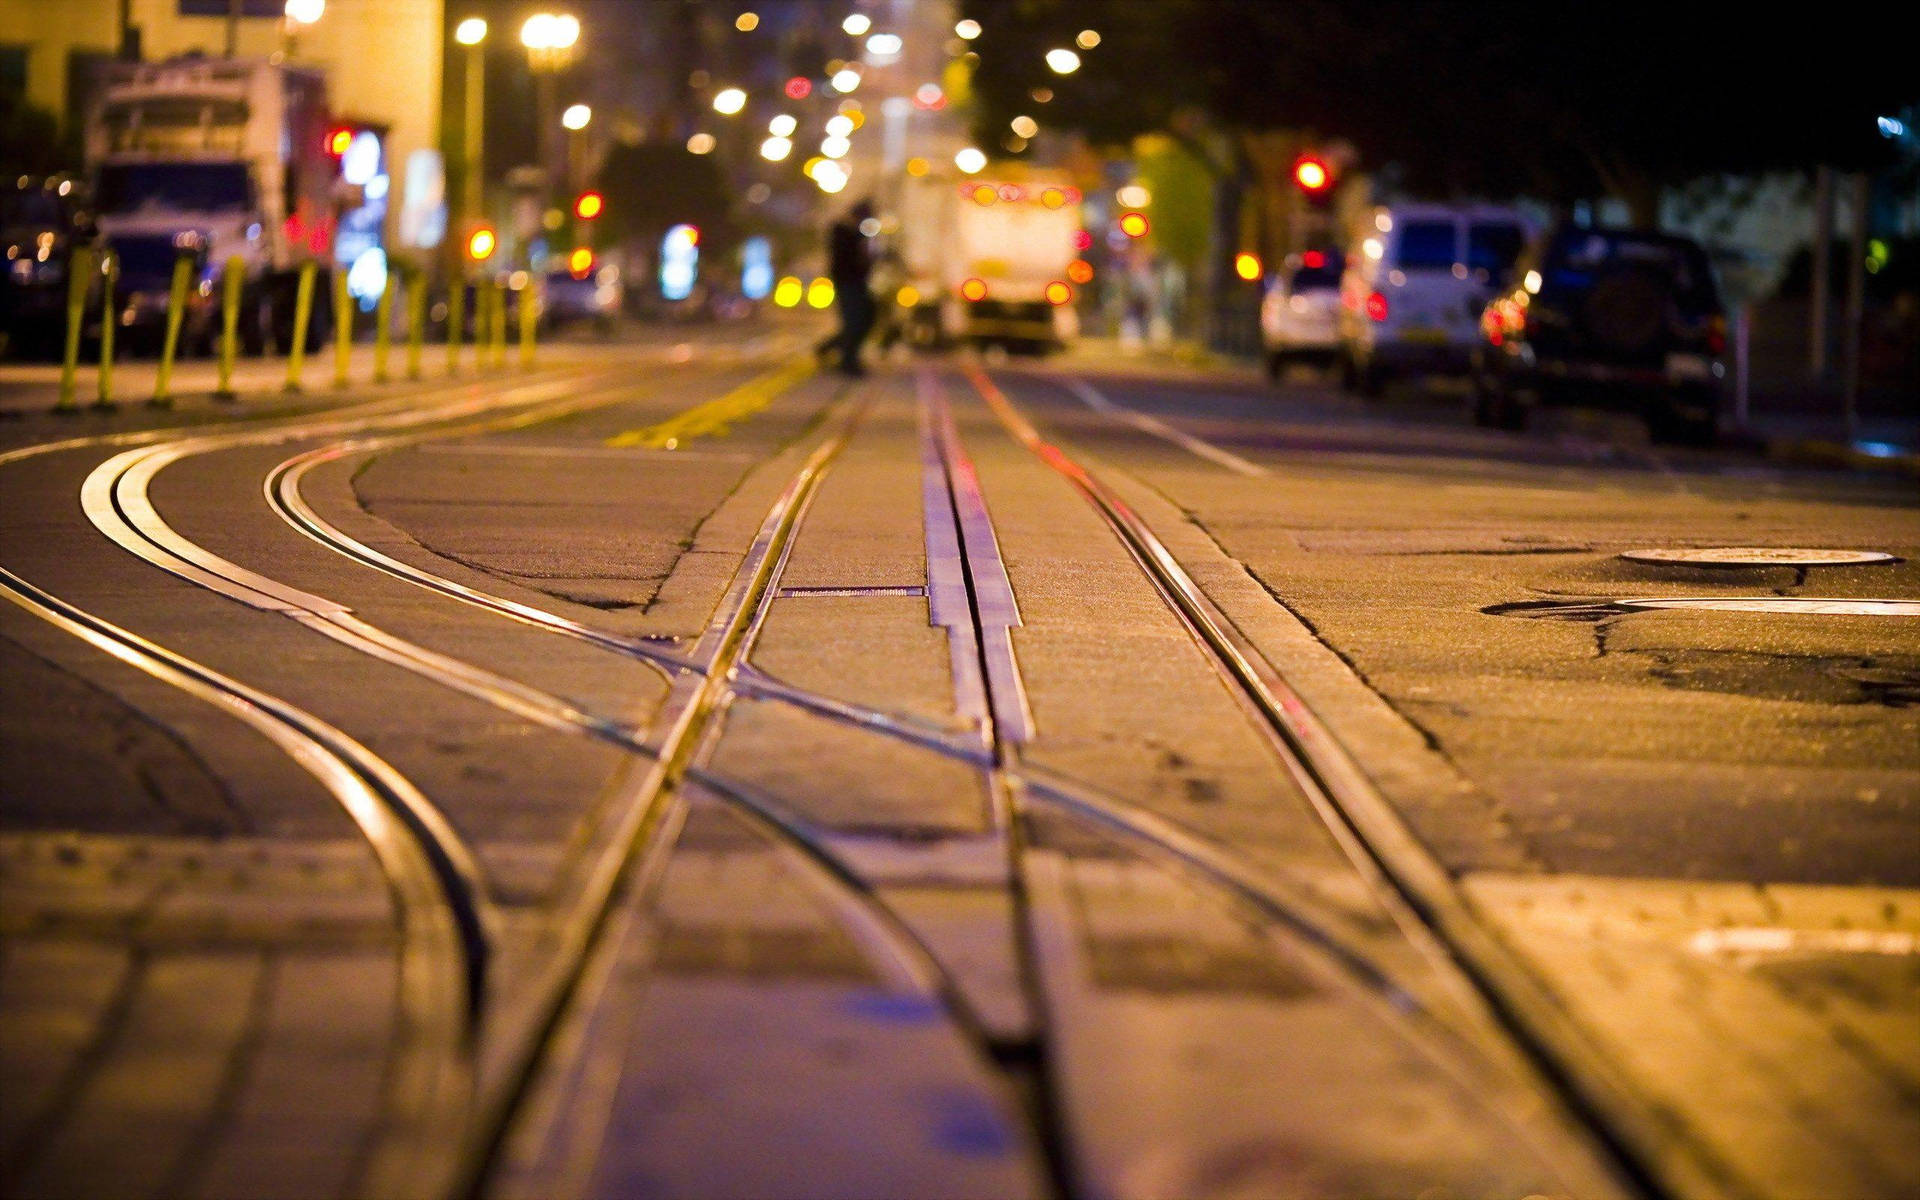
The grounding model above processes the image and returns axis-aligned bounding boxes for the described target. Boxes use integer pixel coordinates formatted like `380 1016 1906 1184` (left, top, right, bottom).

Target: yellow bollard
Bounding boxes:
497 281 510 367
152 251 193 407
56 245 92 412
285 260 317 392
215 255 243 401
404 266 425 380
518 275 538 370
474 280 493 369
94 250 118 409
373 268 395 383
331 266 352 388
446 277 464 374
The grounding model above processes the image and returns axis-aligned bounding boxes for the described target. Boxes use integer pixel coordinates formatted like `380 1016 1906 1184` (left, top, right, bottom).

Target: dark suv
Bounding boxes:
1471 228 1727 444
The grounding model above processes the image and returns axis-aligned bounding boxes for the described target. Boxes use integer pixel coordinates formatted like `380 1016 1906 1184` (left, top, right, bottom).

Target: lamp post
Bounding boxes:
561 102 591 194
454 17 488 228
282 0 324 59
520 13 580 209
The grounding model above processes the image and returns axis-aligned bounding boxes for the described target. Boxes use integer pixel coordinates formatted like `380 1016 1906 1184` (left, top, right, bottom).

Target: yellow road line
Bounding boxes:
604 357 815 449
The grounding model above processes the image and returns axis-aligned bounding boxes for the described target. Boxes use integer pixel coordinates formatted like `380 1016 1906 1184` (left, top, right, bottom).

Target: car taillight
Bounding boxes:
960 278 987 302
1705 314 1727 355
1364 290 1388 322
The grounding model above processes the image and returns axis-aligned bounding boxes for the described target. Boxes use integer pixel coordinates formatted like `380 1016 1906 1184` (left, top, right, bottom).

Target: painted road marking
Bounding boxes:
1062 377 1269 478
604 357 815 449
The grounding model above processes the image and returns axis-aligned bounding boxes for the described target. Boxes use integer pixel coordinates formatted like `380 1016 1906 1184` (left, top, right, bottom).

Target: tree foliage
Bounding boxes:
962 0 1912 205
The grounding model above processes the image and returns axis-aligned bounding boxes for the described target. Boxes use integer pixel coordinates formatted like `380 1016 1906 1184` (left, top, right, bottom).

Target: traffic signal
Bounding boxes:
1293 154 1335 209
568 247 594 278
325 127 353 156
573 191 604 220
467 226 496 261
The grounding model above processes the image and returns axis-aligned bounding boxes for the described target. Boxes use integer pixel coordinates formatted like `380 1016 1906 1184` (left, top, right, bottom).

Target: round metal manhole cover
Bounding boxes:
1621 547 1900 567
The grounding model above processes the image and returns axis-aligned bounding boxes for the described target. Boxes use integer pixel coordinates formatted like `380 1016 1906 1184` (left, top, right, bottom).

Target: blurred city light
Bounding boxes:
1116 183 1150 208
913 82 946 110
453 16 487 44
326 126 353 155
284 0 325 25
954 19 981 39
896 285 920 307
825 115 855 138
467 227 496 260
773 275 803 307
1076 29 1100 49
741 237 774 299
573 190 603 219
1293 155 1330 193
561 104 591 130
841 13 870 36
866 33 902 58
734 12 758 31
960 278 988 301
568 246 593 277
785 76 812 99
521 13 579 51
1362 236 1383 259
769 114 797 136
954 147 987 174
812 160 849 193
1233 252 1261 281
712 87 747 115
821 135 852 159
831 68 862 93
1067 259 1094 283
806 277 835 308
1879 115 1908 138
1045 48 1081 74
906 157 930 177
761 136 793 161
660 224 699 301
1011 115 1038 138
1045 280 1073 305
687 132 716 154
1119 212 1149 238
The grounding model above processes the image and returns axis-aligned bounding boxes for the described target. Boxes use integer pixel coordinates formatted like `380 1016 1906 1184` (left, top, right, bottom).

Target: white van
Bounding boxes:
1337 204 1533 393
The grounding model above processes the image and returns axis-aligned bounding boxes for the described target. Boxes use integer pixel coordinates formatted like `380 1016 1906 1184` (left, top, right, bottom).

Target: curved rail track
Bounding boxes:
0 349 1687 1198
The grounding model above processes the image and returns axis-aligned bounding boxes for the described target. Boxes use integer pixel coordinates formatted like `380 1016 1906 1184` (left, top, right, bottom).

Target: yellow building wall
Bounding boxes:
1 0 441 247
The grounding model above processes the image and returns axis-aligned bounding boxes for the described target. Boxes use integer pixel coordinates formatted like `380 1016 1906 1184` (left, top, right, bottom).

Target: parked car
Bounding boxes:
1 175 94 359
1260 248 1344 377
1337 204 1532 394
1471 227 1727 444
541 262 623 332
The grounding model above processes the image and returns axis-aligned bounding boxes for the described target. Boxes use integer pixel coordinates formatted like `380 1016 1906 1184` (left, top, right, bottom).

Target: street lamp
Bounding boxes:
282 0 324 58
521 13 581 214
454 17 487 228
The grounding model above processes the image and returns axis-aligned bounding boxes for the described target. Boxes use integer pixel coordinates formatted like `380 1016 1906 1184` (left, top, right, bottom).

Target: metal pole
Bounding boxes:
1841 171 1868 442
1732 306 1750 429
405 267 425 379
94 251 118 409
153 252 192 407
331 267 352 388
464 43 485 223
518 275 538 369
1810 165 1832 377
57 246 91 412
215 255 242 400
490 280 507 367
446 277 465 373
284 260 316 391
374 269 395 382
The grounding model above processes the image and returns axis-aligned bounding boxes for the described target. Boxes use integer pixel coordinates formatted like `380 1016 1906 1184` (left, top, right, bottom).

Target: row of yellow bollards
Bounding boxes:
55 252 540 412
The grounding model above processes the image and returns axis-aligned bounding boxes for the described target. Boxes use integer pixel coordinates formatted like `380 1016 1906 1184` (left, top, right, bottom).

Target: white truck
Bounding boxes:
86 57 338 352
895 164 1083 351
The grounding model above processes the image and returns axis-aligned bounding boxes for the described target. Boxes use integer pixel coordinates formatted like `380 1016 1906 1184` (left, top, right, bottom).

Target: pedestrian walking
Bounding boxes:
821 199 876 376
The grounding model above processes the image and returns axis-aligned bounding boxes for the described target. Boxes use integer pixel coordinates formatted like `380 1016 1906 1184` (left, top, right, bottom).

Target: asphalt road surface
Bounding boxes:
2 325 1915 1200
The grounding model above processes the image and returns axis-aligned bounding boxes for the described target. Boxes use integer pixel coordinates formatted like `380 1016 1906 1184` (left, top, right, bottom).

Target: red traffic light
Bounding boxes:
574 191 604 220
325 127 353 156
1293 155 1332 194
467 227 496 261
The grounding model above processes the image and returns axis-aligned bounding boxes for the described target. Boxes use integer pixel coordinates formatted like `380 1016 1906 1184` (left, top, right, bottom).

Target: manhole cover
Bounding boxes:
1621 547 1900 567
